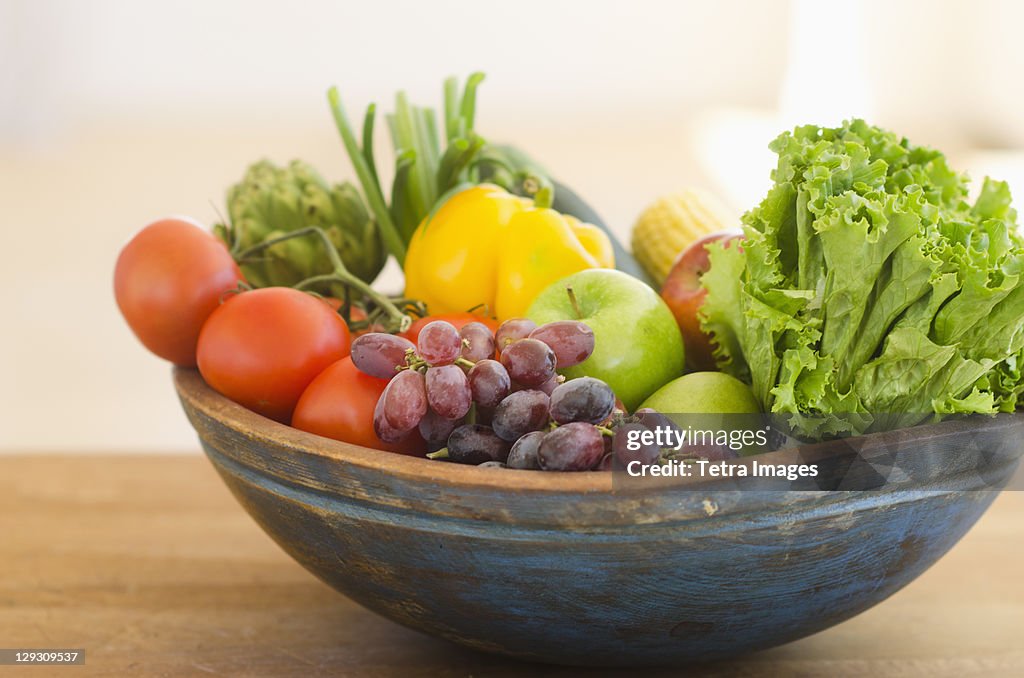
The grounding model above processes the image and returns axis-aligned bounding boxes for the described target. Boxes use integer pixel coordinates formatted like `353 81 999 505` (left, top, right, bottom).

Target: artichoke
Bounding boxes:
217 159 387 291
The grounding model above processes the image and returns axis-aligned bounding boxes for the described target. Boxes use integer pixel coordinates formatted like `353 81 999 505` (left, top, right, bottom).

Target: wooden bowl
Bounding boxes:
174 367 1023 666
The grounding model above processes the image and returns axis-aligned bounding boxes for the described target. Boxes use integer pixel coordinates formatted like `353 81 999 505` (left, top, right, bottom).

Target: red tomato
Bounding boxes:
114 217 244 366
197 287 351 423
401 313 498 344
293 357 425 455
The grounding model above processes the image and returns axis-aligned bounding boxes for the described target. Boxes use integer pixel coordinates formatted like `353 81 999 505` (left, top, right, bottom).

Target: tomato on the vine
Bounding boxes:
401 312 498 344
114 217 244 366
197 287 351 422
292 357 425 455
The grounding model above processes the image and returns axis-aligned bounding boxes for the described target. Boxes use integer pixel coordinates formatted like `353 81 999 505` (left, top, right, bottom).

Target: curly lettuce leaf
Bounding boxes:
700 119 1024 439
700 239 749 382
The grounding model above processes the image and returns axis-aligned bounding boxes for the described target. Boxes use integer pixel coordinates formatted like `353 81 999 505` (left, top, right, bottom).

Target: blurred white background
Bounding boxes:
2 0 1023 452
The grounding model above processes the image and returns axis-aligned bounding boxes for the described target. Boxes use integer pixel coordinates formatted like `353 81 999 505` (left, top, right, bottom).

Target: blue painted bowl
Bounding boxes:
174 368 1022 666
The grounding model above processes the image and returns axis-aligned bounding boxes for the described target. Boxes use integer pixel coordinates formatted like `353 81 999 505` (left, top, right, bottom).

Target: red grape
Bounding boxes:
612 422 662 467
417 320 461 366
351 333 415 379
506 431 545 470
538 422 605 471
634 407 674 430
495 318 537 351
549 377 615 424
460 322 496 362
381 369 427 431
418 408 461 450
632 408 681 442
468 359 512 409
425 364 472 420
500 338 556 387
374 390 410 443
529 321 595 368
447 425 511 464
492 389 550 442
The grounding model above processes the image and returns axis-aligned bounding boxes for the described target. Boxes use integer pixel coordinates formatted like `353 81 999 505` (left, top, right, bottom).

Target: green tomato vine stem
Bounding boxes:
235 226 411 332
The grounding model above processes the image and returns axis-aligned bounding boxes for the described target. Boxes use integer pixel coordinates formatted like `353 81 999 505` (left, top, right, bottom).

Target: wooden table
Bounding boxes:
1 455 1021 677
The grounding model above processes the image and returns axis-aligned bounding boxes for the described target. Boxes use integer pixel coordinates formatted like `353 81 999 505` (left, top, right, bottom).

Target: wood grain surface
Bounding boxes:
1 454 1021 677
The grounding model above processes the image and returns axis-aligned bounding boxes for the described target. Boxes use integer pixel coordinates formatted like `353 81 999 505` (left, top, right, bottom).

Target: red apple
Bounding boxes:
660 230 743 371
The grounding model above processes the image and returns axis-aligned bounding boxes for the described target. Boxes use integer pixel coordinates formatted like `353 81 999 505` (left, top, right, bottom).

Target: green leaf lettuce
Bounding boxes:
700 120 1024 438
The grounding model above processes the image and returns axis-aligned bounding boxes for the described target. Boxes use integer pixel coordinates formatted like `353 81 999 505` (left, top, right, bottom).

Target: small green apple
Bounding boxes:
527 269 684 411
641 371 760 413
641 372 764 456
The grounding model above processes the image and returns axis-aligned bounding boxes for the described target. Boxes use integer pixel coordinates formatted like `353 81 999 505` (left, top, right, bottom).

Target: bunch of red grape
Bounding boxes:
350 317 627 471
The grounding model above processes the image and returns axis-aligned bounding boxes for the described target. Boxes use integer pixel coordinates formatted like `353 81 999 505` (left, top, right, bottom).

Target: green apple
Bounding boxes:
640 372 763 456
527 269 684 411
640 371 760 414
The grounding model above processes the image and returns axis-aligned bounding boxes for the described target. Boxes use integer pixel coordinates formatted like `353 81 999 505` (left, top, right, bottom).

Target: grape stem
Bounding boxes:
596 425 615 437
398 360 425 371
426 449 450 460
236 226 411 333
397 348 431 372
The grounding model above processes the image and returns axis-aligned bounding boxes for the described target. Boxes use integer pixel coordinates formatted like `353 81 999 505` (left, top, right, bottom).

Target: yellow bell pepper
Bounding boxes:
404 184 614 321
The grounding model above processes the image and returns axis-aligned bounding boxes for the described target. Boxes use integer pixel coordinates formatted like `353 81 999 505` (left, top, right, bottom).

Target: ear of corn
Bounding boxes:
631 188 737 285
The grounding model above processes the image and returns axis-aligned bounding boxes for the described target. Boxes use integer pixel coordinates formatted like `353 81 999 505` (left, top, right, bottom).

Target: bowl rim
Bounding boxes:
177 367 619 493
174 367 1024 498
